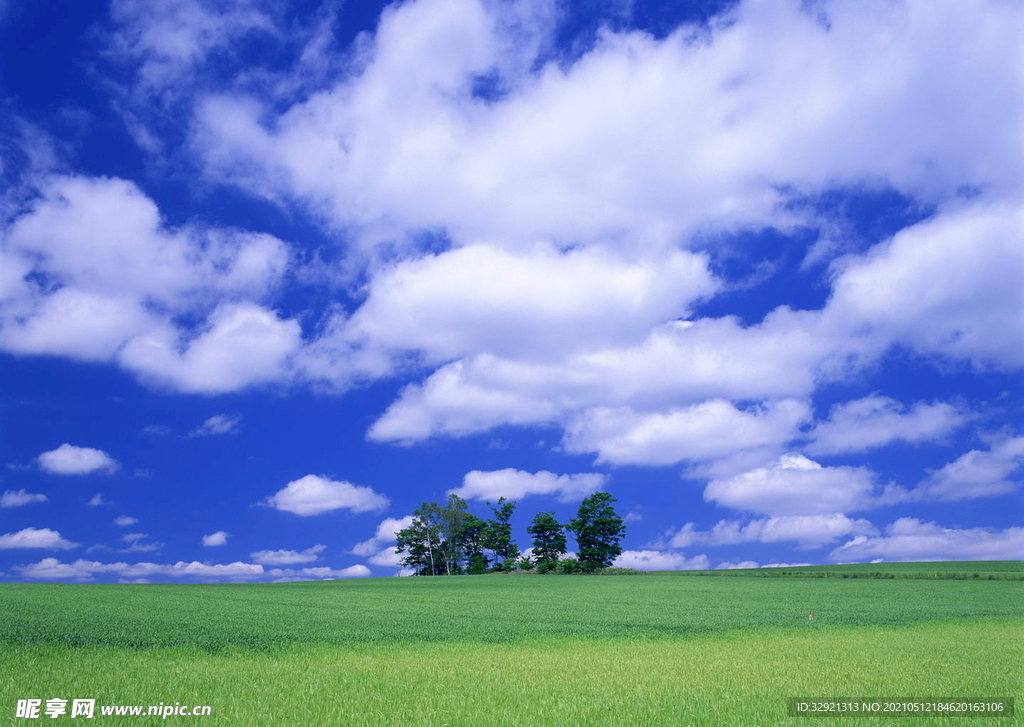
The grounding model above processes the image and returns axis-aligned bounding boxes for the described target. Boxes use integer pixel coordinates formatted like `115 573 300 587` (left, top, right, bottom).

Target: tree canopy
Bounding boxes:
396 491 626 575
567 492 626 571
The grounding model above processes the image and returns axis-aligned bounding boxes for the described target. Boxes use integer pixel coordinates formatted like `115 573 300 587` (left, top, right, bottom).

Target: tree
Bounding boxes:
439 493 471 575
567 492 625 571
482 497 518 570
459 512 490 575
396 501 444 575
527 511 567 568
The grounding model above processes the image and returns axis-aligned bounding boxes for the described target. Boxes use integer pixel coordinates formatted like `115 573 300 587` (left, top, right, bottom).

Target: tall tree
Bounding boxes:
439 493 471 575
526 511 566 567
396 501 444 575
567 492 626 571
482 497 518 570
460 512 489 575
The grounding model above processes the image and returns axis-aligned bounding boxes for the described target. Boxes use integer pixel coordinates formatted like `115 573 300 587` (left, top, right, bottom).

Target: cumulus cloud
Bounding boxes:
1 489 48 507
37 444 119 475
703 453 891 516
0 175 296 393
262 474 389 516
350 516 414 557
826 203 1024 370
807 396 971 455
16 558 266 580
113 516 139 526
367 546 403 567
120 301 301 394
0 527 78 550
830 519 1024 562
337 244 717 366
450 469 606 503
911 436 1024 502
716 561 760 570
202 530 229 546
613 550 709 571
190 414 243 436
667 513 877 549
87 493 106 507
249 544 326 565
194 0 1021 249
267 564 371 581
563 399 810 467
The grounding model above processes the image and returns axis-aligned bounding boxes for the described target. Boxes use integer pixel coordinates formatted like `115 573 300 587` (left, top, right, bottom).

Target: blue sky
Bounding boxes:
0 0 1021 582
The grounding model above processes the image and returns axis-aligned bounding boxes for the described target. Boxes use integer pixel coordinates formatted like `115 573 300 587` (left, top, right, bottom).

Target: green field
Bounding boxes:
1 562 1021 725
660 560 1024 580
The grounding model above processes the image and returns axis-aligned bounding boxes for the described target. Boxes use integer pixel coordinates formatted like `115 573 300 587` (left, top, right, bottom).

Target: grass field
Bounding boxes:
663 560 1024 580
1 561 1021 725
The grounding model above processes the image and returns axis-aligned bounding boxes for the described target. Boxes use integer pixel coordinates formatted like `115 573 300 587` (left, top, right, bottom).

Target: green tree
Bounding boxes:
526 511 567 568
567 492 625 571
439 493 471 575
396 501 444 575
460 512 490 575
482 497 518 570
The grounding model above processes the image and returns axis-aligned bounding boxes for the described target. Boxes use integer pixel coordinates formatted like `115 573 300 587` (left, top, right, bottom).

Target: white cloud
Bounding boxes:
190 414 243 436
667 513 877 549
120 302 301 394
120 532 147 543
366 359 561 442
830 519 1024 562
194 0 1021 252
1 489 48 508
37 444 119 475
16 558 266 580
113 516 139 526
613 550 709 571
450 469 606 503
826 202 1024 370
703 453 886 516
0 527 78 550
807 396 971 455
109 0 276 92
350 516 414 557
367 546 403 567
360 201 1022 453
262 474 389 516
713 560 825 569
202 530 229 546
563 399 810 466
911 436 1024 502
716 561 759 570
249 544 326 565
267 564 371 581
341 244 717 367
121 541 163 553
141 424 172 436
0 175 295 393
87 493 106 507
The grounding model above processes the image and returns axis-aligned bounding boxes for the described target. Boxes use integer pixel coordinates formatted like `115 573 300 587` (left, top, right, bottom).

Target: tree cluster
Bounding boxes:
395 492 626 575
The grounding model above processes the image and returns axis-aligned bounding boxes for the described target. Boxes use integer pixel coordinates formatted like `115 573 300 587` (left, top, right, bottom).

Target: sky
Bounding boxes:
0 0 1021 583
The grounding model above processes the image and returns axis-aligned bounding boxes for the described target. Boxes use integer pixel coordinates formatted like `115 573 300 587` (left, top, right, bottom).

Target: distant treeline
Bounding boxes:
396 492 627 575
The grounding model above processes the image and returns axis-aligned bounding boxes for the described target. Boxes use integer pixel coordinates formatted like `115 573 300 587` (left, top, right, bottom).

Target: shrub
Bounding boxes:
556 558 586 575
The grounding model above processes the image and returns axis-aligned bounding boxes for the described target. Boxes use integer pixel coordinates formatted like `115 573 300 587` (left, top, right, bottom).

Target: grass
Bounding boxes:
1 562 1021 725
662 560 1024 580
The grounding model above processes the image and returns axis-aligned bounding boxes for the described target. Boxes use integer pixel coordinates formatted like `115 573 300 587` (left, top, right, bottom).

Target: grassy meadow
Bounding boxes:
1 562 1021 725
